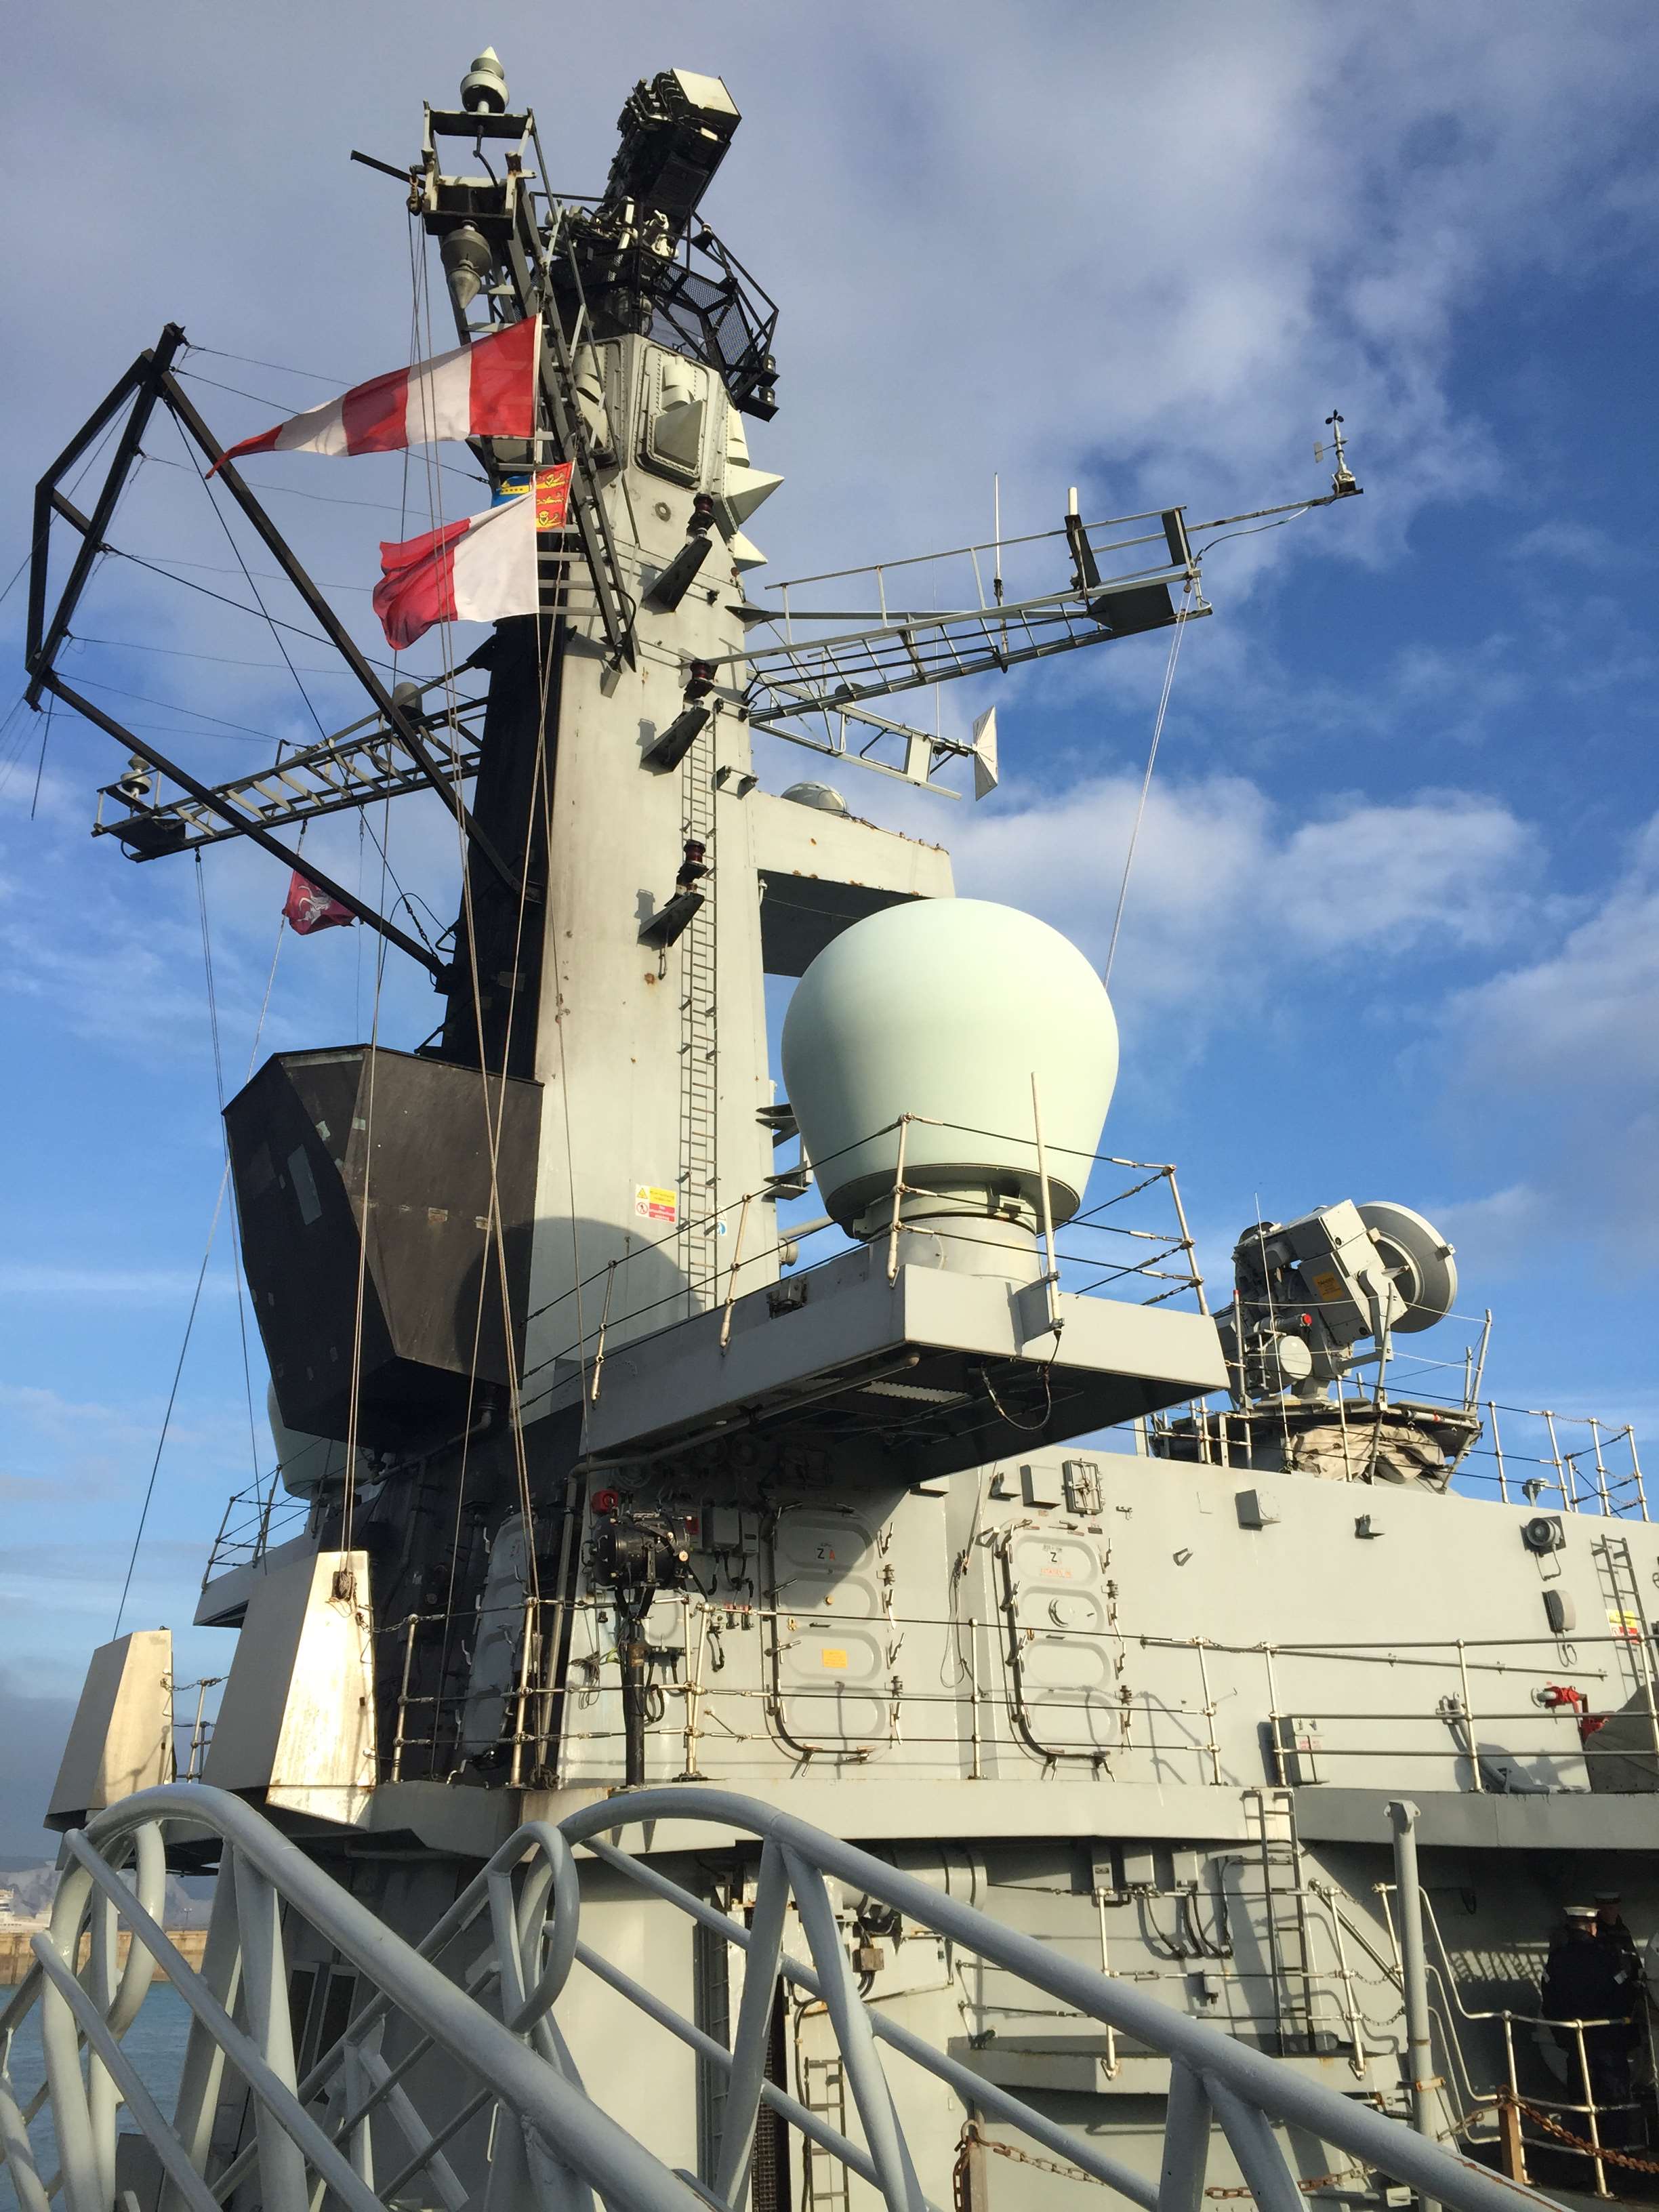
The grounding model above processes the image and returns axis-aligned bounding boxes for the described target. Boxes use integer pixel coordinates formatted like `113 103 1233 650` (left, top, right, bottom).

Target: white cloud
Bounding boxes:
949 769 1535 1017
1436 815 1659 1253
1433 1183 1551 1278
0 1380 255 1488
1506 522 1622 571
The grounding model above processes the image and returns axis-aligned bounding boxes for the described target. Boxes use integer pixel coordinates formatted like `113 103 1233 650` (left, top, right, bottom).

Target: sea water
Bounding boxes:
2 1978 194 2207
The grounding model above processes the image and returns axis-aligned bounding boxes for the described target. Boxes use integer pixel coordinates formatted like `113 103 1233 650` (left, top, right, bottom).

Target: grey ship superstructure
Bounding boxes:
11 49 1659 2212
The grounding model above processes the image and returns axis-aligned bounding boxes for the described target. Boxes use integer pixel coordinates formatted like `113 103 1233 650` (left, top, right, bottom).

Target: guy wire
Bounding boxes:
1103 575 1193 989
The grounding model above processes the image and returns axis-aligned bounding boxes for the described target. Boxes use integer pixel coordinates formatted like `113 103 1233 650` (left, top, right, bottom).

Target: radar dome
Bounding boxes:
781 899 1118 1236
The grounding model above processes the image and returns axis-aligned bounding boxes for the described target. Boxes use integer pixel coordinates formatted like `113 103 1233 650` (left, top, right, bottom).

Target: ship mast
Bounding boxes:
21 47 1354 1798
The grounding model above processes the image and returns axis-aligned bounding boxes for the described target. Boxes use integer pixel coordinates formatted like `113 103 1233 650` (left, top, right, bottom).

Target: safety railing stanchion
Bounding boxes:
1456 1643 1482 1792
1630 1427 1650 1521
886 1116 909 1284
1572 2023 1609 2198
1488 1401 1508 1502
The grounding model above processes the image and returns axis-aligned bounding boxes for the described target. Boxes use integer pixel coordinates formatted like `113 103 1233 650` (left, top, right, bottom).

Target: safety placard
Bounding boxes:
634 1184 678 1225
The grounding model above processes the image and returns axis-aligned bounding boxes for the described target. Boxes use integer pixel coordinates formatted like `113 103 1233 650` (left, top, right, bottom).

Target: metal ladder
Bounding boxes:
1595 1534 1659 1744
799 2055 851 2212
677 716 719 1314
1245 1786 1318 2053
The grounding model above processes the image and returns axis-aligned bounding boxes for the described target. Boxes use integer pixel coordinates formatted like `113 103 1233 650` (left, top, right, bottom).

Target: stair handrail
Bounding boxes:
2 1782 1572 2212
560 1786 1568 2212
8 1785 700 2212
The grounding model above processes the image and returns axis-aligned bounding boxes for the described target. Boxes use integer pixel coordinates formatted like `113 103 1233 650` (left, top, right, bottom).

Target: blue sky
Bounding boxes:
2 3 1657 1850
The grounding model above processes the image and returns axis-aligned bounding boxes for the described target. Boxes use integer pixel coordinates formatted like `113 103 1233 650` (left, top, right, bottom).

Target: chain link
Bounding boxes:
1500 2090 1659 2177
1204 2172 1369 2199
954 2122 1105 2207
953 2121 1369 2205
953 2088 1659 2200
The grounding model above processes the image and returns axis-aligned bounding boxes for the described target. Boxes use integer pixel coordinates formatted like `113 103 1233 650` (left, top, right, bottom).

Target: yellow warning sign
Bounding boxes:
1310 1271 1345 1304
634 1184 677 1225
1609 1609 1643 1641
820 1648 850 1671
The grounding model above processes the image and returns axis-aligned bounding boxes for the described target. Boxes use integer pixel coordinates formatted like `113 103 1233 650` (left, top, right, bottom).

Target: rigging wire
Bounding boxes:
171 407 329 747
194 858 266 1497
113 551 376 596
396 213 554 1759
111 1170 230 1639
1102 575 1194 989
1097 501 1319 988
54 671 293 745
69 635 365 677
338 800 392 1565
184 343 352 385
0 400 131 621
108 549 398 668
29 691 54 819
112 861 275 1637
0 694 34 802
141 451 419 517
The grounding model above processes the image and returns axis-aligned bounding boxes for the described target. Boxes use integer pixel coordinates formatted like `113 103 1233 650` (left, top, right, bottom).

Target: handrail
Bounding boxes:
1 1782 1572 2212
5 1785 699 2212
560 1787 1561 2212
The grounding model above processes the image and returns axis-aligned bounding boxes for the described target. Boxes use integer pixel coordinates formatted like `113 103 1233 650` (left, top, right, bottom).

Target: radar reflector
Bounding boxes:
972 705 998 798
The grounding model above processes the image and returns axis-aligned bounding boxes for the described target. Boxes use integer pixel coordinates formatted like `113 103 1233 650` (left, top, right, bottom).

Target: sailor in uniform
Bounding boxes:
1541 1904 1639 2147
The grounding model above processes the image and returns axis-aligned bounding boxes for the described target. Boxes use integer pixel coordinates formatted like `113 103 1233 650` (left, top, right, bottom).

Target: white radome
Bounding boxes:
781 898 1119 1233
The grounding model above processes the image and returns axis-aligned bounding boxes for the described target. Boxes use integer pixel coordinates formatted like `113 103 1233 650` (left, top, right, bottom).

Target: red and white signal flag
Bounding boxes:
371 464 573 650
283 872 356 935
209 318 538 475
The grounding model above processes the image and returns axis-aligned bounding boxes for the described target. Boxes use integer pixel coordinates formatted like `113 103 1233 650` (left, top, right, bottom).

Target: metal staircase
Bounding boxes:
1 1782 1568 2212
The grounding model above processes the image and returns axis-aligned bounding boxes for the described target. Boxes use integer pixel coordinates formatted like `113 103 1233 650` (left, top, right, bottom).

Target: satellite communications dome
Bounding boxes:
781 898 1118 1237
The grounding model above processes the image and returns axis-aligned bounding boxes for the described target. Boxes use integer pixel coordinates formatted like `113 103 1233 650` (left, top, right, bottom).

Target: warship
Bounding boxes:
5 47 1656 2212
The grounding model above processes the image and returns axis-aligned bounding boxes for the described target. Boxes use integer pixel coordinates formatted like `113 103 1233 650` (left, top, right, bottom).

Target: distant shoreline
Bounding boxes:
0 1926 208 1986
